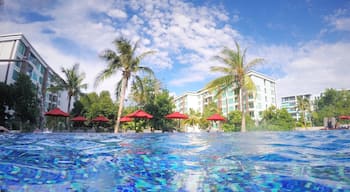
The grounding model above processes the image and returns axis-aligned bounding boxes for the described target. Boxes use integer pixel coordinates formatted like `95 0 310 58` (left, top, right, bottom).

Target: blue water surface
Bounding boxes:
0 130 350 191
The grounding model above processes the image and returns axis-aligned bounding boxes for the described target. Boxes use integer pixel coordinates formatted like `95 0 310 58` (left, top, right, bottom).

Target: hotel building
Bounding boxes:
175 71 277 121
281 94 315 122
0 33 70 114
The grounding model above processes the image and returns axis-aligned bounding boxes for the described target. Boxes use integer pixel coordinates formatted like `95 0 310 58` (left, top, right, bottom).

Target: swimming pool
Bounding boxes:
0 130 349 191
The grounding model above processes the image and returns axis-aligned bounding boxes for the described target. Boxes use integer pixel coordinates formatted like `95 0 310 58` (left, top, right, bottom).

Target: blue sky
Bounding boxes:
0 0 349 102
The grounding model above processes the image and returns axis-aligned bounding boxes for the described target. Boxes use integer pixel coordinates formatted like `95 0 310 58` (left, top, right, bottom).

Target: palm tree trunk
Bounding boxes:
239 88 246 132
67 95 72 132
114 77 128 133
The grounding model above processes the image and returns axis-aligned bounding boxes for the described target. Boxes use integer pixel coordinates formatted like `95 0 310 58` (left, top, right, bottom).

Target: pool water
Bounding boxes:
0 131 350 191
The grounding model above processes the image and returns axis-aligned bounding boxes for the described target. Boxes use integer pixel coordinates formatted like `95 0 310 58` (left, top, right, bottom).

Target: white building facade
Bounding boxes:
281 94 314 121
0 33 70 114
174 71 277 121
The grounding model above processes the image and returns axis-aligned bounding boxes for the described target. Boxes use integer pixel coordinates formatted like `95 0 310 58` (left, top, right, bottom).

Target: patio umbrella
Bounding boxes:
126 109 153 132
207 113 225 121
71 116 87 129
71 116 87 122
207 113 225 131
165 112 188 131
92 115 110 132
45 108 69 117
126 109 153 119
120 116 133 123
92 115 109 122
45 107 69 131
339 115 350 120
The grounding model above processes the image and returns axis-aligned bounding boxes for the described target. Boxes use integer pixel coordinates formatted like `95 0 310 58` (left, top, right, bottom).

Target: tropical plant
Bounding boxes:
0 82 15 127
206 41 263 132
144 89 175 132
313 89 350 126
49 63 87 113
201 102 221 130
13 74 39 132
258 106 295 131
183 109 202 132
95 37 155 133
131 75 161 107
296 96 311 127
78 91 117 121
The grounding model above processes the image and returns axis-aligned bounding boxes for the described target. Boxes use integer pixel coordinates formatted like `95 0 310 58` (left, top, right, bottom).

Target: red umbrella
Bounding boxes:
71 116 87 122
45 108 69 117
207 113 225 132
120 116 133 123
339 116 350 120
165 112 188 131
92 115 109 122
207 114 225 121
45 108 69 131
126 109 153 119
125 110 153 132
165 112 188 119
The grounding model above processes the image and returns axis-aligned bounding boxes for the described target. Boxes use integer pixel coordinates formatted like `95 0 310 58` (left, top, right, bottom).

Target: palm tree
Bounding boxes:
297 96 311 127
95 37 155 133
49 63 87 113
183 109 202 132
206 41 263 132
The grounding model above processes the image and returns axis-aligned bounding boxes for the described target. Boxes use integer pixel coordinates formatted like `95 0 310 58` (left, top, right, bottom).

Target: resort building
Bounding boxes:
174 71 277 121
281 94 314 121
0 33 70 113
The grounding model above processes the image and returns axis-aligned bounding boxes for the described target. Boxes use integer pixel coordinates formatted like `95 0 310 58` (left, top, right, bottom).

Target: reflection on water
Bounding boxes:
0 131 350 191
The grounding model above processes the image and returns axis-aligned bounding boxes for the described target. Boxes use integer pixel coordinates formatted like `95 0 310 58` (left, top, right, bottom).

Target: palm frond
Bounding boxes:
244 58 264 71
138 66 155 76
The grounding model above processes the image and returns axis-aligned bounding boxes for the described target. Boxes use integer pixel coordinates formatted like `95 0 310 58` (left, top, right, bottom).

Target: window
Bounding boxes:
41 66 46 74
12 70 19 80
249 102 254 108
248 93 254 99
17 41 26 56
250 111 255 118
228 98 234 104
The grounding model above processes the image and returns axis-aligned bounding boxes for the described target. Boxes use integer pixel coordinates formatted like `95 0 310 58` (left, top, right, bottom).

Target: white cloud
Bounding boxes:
1 0 348 105
332 17 350 31
276 42 350 101
107 9 127 19
324 8 350 32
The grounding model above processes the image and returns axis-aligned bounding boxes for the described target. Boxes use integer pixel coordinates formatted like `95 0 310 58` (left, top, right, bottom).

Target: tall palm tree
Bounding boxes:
297 96 311 127
206 41 263 132
95 37 155 133
49 63 87 113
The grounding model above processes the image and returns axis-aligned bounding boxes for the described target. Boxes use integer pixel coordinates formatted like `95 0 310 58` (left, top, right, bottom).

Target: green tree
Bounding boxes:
79 91 117 121
70 100 85 117
313 89 350 126
131 75 161 107
259 106 295 131
144 90 175 132
49 63 87 113
201 102 221 130
95 37 155 133
222 110 254 132
13 74 39 132
206 41 263 132
183 109 202 131
296 96 311 127
0 82 15 127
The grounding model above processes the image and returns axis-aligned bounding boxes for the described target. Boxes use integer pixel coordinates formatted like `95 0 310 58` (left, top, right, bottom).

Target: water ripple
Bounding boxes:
0 131 350 191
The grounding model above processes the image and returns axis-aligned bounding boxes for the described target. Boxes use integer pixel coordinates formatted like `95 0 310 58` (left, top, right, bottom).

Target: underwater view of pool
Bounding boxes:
0 130 349 191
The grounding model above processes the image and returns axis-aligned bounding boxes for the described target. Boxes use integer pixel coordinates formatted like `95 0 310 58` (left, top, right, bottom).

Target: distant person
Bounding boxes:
327 120 333 129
